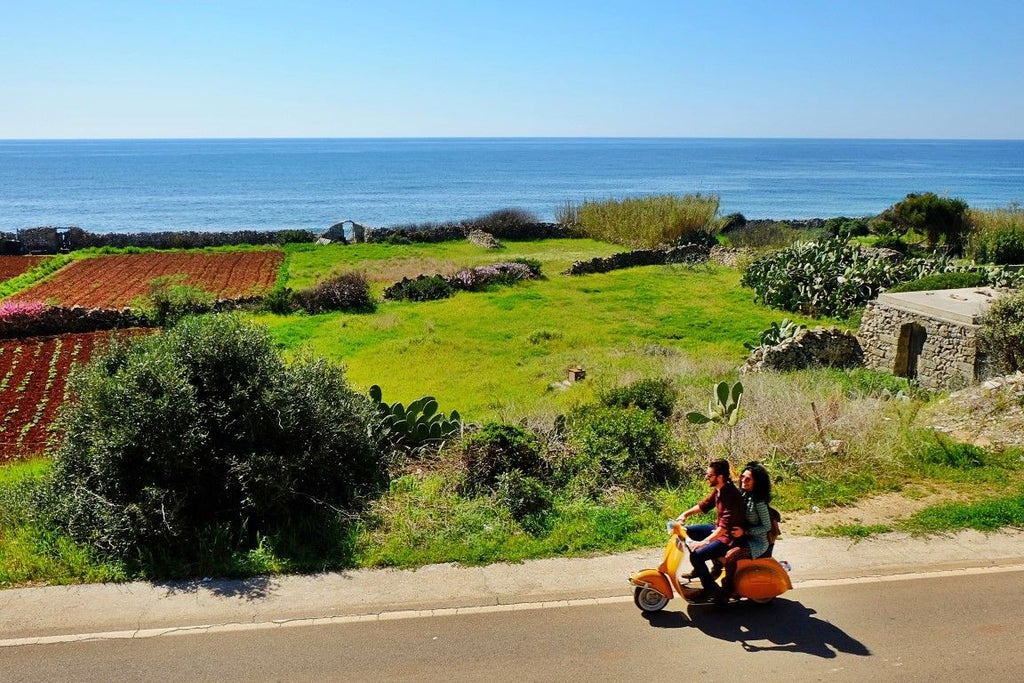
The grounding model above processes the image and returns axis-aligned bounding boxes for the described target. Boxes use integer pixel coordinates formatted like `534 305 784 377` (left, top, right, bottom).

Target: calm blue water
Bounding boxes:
1 138 1021 234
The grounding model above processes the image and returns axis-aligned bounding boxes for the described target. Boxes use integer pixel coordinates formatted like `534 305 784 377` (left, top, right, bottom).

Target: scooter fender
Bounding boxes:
629 568 673 601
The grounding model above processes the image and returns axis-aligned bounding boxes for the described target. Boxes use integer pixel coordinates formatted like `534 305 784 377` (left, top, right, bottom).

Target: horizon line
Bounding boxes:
2 135 1023 143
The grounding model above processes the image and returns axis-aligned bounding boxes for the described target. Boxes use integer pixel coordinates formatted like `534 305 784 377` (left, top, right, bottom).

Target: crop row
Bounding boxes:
9 251 284 309
0 256 47 281
0 330 149 463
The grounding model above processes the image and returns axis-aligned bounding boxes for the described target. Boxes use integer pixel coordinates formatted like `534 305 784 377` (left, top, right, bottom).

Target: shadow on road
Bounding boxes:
644 598 871 658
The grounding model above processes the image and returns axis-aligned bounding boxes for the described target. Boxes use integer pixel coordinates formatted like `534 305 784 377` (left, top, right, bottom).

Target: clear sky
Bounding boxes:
3 0 1023 139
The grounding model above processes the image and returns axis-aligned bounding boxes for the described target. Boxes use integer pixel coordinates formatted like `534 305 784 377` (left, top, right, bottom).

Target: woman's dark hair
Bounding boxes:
742 461 772 503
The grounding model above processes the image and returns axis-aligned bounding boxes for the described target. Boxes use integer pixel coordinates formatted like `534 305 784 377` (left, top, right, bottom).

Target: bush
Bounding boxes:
383 275 455 302
564 405 679 492
598 378 677 422
971 227 1024 265
43 314 385 564
824 217 870 239
912 438 988 469
263 287 296 314
447 262 535 291
465 208 541 238
145 276 215 327
887 271 985 293
880 192 971 255
294 271 375 313
871 233 909 254
978 289 1024 373
460 423 548 495
492 470 553 533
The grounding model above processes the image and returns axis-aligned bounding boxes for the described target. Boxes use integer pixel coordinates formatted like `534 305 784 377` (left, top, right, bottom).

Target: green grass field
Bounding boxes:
259 240 819 420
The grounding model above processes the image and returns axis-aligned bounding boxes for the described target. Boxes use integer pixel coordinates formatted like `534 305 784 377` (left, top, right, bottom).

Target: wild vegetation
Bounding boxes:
1 194 1023 586
558 193 720 249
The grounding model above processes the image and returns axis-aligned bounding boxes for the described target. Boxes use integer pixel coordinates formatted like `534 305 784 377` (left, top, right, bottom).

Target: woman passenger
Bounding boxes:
717 461 773 603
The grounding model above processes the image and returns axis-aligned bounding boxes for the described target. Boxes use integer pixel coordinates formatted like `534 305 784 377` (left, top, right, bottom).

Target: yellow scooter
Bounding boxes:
629 520 792 612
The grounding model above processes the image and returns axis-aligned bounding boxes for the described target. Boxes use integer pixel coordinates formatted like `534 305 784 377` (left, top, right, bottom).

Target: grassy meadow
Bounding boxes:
259 239 811 420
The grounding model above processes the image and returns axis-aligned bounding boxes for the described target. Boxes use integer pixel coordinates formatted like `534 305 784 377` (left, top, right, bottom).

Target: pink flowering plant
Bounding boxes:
446 262 536 292
0 300 49 322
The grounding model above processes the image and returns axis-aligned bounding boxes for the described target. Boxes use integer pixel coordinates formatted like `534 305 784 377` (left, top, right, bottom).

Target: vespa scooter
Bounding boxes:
629 520 792 612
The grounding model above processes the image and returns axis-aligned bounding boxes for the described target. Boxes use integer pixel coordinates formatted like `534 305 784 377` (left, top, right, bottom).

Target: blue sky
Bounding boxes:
3 0 1022 139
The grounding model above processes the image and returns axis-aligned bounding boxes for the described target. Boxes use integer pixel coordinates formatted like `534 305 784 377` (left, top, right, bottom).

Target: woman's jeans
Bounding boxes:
685 524 730 591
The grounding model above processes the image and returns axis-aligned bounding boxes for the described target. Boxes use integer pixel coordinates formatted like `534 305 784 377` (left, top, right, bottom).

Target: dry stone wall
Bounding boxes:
742 327 863 373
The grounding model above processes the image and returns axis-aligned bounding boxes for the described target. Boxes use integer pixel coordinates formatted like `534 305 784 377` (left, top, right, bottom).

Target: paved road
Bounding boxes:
2 529 1024 681
3 568 1023 682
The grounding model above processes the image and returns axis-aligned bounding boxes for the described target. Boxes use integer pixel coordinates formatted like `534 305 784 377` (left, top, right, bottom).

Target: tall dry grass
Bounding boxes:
559 194 720 249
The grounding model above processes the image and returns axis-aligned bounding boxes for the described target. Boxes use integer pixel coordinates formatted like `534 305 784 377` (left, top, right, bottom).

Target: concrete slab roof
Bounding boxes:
875 287 1003 325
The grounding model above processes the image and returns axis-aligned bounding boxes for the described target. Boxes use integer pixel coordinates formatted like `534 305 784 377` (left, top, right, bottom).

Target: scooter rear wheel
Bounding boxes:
633 586 670 612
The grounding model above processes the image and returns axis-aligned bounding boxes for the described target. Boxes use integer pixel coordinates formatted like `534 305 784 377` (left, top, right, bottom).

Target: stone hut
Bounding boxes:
858 287 1003 391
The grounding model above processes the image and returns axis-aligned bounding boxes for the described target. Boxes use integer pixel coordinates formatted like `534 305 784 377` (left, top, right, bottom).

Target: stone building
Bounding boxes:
858 287 1002 391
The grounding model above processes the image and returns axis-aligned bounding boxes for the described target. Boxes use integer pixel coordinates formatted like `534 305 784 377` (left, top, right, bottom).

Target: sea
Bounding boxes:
1 138 1021 235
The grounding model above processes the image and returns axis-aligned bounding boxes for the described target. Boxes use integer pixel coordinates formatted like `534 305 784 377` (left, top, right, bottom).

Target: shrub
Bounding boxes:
718 213 747 233
383 275 455 302
460 423 548 495
824 217 870 239
970 207 1024 265
871 233 909 254
465 208 541 238
145 276 215 327
447 262 535 291
887 271 985 293
978 289 1024 373
564 405 679 491
43 314 384 564
973 229 1024 265
0 300 49 323
598 377 677 421
492 470 553 533
912 438 988 469
880 192 971 255
263 287 296 314
294 271 375 313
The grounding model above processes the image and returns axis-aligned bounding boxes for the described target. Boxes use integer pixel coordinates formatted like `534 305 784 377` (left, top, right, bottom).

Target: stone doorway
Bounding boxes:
893 322 927 379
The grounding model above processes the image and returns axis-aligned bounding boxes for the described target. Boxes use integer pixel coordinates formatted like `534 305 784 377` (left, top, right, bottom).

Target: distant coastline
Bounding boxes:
2 138 1021 234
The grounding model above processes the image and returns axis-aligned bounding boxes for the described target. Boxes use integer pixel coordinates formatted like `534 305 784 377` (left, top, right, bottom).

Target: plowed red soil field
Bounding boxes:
0 256 46 281
10 250 284 308
0 329 153 462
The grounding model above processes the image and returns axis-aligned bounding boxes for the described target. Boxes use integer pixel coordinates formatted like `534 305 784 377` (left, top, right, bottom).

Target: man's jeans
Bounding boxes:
685 524 729 591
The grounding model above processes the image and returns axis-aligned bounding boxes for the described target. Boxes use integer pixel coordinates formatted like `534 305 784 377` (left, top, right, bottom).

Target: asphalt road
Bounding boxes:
3 568 1022 682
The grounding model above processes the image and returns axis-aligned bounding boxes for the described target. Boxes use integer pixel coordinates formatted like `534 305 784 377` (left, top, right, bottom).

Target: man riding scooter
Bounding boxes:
675 459 745 602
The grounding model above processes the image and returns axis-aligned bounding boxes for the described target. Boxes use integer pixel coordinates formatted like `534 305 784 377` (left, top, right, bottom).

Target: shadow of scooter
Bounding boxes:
682 598 871 659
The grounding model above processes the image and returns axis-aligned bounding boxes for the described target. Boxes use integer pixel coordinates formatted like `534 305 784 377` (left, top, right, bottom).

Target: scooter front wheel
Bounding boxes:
633 586 670 612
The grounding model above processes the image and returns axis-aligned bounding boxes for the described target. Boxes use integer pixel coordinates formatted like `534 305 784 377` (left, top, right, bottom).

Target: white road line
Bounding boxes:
4 564 1023 648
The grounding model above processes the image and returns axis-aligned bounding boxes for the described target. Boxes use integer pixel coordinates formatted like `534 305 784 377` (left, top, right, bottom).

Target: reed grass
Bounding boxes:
559 194 720 249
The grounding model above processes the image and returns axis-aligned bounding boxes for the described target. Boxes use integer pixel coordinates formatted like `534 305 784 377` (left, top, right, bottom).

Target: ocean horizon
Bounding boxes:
2 137 1022 234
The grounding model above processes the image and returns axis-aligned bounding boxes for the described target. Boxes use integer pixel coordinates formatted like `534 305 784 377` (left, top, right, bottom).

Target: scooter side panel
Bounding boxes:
733 558 792 600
